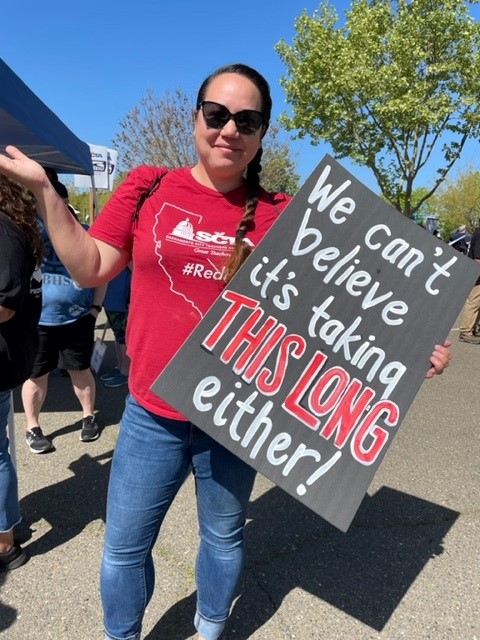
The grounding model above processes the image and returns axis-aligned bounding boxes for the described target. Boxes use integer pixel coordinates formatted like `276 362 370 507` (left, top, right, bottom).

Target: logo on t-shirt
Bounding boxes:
151 202 250 319
162 204 240 252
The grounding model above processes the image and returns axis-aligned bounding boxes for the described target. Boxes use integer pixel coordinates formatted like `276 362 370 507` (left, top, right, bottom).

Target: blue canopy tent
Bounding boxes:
0 58 94 467
0 58 93 175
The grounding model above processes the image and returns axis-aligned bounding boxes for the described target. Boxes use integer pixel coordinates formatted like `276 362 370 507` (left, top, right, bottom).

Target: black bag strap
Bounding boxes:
132 169 168 222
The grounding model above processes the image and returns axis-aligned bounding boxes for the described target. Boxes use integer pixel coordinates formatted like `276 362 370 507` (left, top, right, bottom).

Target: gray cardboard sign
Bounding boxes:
151 155 479 531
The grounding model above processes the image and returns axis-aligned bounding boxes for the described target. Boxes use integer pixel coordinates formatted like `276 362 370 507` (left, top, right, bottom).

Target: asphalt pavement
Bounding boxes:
0 314 478 640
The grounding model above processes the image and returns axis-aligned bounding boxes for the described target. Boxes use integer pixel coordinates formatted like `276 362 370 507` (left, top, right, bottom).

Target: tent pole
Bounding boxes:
89 175 99 222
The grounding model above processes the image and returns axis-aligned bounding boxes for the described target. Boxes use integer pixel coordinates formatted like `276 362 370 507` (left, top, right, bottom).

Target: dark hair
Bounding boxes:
43 166 69 200
196 63 272 283
196 63 272 128
43 167 59 182
0 175 44 265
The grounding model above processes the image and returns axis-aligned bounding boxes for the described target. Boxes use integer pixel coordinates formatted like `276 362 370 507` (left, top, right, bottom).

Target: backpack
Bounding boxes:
132 168 169 222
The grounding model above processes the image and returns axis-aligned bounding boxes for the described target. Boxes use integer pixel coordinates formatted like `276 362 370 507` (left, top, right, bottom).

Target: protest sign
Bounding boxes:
151 155 479 531
74 144 118 190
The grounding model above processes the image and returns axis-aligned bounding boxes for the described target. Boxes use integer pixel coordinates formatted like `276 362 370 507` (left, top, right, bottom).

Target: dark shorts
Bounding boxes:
30 313 96 377
105 309 127 345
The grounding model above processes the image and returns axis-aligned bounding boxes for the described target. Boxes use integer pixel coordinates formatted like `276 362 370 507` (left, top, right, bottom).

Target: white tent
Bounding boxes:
0 58 93 175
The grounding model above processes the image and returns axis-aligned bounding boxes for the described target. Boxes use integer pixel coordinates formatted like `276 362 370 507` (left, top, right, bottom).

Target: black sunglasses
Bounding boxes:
198 101 265 135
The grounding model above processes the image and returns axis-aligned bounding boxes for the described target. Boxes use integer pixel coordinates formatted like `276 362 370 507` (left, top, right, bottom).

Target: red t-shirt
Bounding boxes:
89 166 291 419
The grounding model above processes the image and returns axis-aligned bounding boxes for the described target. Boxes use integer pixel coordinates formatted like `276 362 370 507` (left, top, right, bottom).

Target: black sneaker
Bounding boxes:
80 415 100 442
0 543 28 572
26 427 53 453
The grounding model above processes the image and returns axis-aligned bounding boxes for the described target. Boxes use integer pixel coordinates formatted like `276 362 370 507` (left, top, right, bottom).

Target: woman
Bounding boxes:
0 64 451 637
0 175 43 571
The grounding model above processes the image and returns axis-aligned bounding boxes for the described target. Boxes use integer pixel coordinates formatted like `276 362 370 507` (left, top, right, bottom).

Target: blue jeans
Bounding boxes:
101 395 256 640
0 390 21 532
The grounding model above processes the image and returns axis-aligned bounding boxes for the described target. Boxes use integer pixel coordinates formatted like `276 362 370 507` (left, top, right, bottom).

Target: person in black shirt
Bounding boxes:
0 174 43 571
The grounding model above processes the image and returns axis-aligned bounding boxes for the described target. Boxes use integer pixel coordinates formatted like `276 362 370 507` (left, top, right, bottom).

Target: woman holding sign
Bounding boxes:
0 63 451 640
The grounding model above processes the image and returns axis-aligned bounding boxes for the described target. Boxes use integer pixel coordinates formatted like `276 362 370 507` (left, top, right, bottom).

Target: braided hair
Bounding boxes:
195 63 272 283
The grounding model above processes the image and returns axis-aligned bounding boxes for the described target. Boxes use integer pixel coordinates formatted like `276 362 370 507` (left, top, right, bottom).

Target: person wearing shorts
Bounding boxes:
33 313 99 377
21 178 106 453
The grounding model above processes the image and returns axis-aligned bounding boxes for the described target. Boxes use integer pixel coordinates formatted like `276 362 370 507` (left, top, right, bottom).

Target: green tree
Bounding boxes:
260 124 299 194
66 172 126 224
113 88 300 194
394 186 438 223
432 166 480 239
276 0 480 217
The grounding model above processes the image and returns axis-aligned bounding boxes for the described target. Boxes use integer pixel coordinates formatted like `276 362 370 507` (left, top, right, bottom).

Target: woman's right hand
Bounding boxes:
0 146 51 194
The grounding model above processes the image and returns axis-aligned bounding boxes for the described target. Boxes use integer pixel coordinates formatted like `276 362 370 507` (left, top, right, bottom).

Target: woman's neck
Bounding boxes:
191 164 244 193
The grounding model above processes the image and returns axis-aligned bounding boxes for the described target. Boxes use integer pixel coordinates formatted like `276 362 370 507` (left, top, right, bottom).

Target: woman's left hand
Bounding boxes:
425 340 452 378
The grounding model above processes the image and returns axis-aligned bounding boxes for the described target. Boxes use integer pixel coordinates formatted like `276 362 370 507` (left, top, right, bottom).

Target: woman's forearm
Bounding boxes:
35 182 106 285
0 146 127 286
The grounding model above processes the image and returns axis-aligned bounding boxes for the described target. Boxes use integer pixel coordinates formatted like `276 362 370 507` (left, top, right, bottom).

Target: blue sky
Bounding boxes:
2 0 479 193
